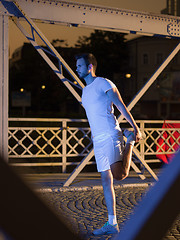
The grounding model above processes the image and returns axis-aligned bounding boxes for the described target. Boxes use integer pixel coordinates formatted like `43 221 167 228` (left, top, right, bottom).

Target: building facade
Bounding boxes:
161 0 180 16
126 36 180 119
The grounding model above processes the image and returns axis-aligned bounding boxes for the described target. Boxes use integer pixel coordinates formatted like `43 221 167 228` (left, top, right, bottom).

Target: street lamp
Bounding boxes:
125 73 131 79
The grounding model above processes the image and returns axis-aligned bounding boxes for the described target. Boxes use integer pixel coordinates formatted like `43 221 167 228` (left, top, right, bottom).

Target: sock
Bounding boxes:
108 215 117 225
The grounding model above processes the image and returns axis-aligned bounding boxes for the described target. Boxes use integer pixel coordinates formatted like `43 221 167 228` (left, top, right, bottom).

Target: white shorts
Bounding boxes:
93 131 125 172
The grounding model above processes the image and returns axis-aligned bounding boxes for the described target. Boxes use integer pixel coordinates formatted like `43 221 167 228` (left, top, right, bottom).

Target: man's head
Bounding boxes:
75 53 97 79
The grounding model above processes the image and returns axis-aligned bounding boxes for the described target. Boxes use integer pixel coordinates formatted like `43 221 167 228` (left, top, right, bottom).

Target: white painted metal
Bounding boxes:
1 0 180 38
0 15 8 161
63 148 95 187
133 148 158 181
8 118 92 160
62 120 67 173
8 119 180 178
130 161 146 180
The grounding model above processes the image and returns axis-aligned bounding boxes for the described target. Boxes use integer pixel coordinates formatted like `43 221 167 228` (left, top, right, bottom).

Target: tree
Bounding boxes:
51 39 68 47
75 30 128 79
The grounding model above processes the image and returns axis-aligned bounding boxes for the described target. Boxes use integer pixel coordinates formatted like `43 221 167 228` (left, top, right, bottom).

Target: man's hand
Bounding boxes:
134 128 142 142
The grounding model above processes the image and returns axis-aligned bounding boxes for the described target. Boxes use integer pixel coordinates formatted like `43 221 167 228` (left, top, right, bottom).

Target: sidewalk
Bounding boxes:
22 170 180 240
23 170 157 192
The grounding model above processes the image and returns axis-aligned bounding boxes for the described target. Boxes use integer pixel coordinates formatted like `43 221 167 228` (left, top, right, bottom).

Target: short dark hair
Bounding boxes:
75 53 97 72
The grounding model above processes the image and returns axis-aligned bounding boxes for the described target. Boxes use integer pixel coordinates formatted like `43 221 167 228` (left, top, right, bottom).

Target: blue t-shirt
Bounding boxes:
82 77 121 138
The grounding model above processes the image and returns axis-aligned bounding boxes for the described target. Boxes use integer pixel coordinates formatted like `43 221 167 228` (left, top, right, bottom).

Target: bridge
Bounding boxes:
1 0 180 185
0 1 180 239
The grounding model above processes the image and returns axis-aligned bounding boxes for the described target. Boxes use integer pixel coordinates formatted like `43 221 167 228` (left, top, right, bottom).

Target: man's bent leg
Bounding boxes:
111 143 133 181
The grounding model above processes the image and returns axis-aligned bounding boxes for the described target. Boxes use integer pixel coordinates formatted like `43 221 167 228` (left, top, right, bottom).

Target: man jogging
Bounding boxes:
75 53 142 235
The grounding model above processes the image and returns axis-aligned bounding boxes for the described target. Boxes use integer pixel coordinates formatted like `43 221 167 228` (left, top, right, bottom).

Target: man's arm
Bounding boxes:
106 87 141 142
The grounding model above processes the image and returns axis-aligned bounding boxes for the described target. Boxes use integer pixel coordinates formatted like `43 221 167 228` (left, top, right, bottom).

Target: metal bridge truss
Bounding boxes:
1 0 180 186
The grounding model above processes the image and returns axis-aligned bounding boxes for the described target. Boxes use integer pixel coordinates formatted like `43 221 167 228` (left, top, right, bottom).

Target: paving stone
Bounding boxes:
40 187 180 240
163 237 176 240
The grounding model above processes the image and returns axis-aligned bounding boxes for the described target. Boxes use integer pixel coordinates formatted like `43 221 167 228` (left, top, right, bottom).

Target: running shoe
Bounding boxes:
124 129 135 139
124 129 146 141
92 222 119 235
123 129 135 145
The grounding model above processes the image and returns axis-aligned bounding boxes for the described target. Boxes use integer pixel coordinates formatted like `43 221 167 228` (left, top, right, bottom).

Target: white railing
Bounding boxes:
8 118 180 172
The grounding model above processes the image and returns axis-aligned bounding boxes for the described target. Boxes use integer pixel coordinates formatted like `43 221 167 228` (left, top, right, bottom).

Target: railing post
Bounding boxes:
62 120 67 173
140 121 145 162
0 15 9 162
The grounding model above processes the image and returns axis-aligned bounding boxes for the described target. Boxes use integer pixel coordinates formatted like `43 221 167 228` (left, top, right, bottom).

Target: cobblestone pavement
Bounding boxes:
40 187 180 240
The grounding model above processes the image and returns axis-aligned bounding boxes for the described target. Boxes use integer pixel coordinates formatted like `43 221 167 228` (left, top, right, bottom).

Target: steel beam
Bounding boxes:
0 15 8 161
1 0 180 38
